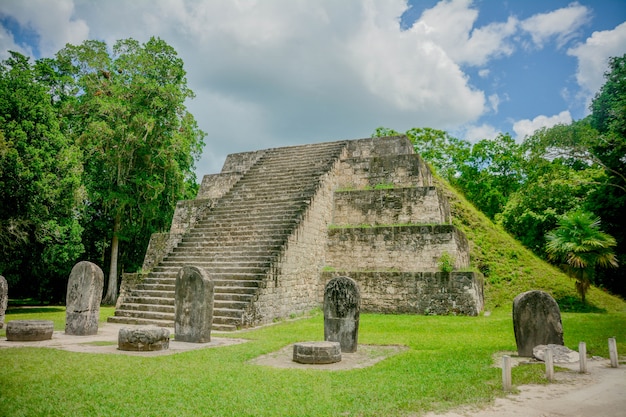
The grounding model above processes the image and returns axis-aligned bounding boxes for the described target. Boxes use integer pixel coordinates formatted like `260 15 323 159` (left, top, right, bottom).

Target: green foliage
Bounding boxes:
0 52 85 301
545 210 618 303
437 251 455 273
433 174 624 312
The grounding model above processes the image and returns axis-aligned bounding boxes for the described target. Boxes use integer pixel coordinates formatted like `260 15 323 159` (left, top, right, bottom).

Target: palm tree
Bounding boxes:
545 210 618 303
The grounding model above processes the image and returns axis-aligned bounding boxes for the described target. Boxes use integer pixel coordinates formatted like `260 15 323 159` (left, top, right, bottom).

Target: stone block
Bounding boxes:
324 276 360 353
513 290 564 357
65 261 104 336
6 320 54 341
533 344 579 363
0 275 7 329
175 266 214 343
118 326 170 351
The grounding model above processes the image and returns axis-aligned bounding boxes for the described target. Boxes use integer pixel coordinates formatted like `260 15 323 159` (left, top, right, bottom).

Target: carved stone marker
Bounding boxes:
6 320 54 341
0 275 7 329
65 261 104 336
293 341 342 364
118 326 170 351
512 290 564 357
324 276 360 353
175 265 214 343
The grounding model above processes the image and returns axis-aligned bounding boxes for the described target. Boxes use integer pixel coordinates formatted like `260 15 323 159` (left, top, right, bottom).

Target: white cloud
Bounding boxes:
62 0 490 176
0 0 89 56
567 21 626 108
520 3 589 49
512 111 573 139
460 123 500 143
488 94 501 113
409 0 518 66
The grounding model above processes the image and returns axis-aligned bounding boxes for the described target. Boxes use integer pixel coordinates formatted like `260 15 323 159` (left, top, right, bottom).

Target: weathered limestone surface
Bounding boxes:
0 275 7 329
175 266 214 343
324 271 483 316
513 290 564 357
293 341 342 364
6 320 54 341
533 344 579 363
65 261 104 336
326 225 470 272
118 326 170 351
332 187 450 226
324 276 360 353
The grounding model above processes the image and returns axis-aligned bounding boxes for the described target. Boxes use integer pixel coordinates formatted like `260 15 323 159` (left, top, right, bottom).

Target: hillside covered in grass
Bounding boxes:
434 175 625 313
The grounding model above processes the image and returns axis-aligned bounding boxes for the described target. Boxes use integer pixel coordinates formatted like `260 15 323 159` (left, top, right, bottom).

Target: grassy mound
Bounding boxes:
434 176 625 313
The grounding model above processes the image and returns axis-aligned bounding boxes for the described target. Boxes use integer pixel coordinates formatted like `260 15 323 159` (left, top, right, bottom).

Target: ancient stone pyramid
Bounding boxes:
109 136 483 330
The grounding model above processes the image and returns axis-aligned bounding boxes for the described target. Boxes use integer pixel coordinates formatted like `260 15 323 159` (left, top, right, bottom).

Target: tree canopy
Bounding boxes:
51 37 206 304
0 38 205 304
0 52 84 300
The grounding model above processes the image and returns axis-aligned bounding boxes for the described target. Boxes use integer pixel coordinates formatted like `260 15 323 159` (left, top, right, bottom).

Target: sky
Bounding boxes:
1 0 625 179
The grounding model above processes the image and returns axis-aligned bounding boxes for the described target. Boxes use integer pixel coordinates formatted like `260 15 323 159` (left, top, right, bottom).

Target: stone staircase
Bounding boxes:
109 141 348 330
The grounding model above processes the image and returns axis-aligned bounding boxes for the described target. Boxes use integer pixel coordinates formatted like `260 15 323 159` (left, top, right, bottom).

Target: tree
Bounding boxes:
455 134 523 219
53 38 206 304
0 52 84 301
545 211 618 303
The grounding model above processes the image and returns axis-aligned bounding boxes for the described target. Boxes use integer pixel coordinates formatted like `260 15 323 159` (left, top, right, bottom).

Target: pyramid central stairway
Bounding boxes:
109 136 483 331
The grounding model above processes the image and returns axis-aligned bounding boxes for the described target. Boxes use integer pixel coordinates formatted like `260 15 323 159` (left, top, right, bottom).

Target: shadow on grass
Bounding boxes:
557 296 606 313
6 307 65 315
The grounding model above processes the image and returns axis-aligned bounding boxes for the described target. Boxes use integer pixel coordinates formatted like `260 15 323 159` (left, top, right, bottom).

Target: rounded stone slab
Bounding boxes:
293 341 342 364
118 326 170 352
533 344 580 364
6 320 54 341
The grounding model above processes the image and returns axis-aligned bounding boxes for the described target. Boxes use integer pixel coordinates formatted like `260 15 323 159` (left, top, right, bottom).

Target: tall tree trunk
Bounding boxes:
102 214 121 305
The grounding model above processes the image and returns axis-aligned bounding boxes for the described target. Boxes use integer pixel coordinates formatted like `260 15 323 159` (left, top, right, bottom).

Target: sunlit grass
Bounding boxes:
1 307 624 416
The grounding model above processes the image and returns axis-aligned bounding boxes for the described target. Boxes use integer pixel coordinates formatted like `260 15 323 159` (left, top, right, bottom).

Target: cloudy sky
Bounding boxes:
1 0 625 179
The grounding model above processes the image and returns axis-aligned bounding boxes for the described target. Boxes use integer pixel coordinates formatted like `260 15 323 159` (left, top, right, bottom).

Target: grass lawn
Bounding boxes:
1 306 624 417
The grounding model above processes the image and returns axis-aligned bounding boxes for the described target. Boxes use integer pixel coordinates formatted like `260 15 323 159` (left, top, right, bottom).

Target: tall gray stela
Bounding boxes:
324 276 360 353
0 275 8 329
175 266 214 343
65 261 104 335
512 290 564 357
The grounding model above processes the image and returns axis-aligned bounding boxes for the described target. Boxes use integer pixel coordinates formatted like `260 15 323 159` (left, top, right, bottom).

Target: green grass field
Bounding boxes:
1 306 624 417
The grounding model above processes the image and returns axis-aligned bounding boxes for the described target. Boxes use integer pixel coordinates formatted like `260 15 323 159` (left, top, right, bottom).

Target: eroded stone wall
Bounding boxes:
325 225 470 272
332 187 450 226
322 271 483 316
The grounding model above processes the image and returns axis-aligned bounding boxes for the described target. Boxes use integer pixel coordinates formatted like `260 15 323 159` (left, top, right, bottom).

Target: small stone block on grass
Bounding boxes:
118 326 170 352
293 341 342 364
6 320 54 341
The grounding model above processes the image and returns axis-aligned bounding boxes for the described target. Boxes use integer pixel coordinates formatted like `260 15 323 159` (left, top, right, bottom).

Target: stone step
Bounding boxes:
107 313 237 332
129 289 174 298
164 252 278 262
114 308 174 322
184 227 294 238
123 296 174 306
118 303 175 314
107 315 174 328
140 283 175 291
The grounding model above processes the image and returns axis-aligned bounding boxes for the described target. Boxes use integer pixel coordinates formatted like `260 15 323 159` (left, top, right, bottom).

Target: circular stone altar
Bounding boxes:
6 320 54 341
293 341 342 364
118 326 170 352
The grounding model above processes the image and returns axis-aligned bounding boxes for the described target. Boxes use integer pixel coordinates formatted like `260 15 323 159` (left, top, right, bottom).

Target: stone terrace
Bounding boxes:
109 136 483 330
